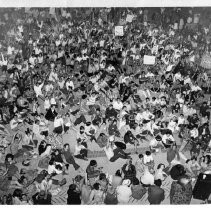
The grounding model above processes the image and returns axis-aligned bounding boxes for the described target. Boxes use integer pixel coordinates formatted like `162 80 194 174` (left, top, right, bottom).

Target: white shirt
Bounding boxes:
178 117 185 125
32 124 40 135
45 84 54 92
142 111 154 120
66 81 74 90
54 118 63 128
191 85 202 92
143 155 154 164
7 46 14 55
58 80 65 89
10 119 18 129
154 169 166 181
50 97 56 105
44 99 51 110
49 71 58 82
116 185 132 204
190 129 198 138
162 134 175 144
48 164 62 175
104 146 114 160
74 144 85 155
141 169 154 185
113 101 123 110
34 83 44 97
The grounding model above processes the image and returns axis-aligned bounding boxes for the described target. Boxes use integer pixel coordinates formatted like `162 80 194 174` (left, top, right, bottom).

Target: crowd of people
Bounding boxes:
0 7 211 205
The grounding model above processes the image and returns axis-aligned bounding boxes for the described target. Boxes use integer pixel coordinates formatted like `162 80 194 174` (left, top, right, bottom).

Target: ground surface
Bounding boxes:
1 98 210 205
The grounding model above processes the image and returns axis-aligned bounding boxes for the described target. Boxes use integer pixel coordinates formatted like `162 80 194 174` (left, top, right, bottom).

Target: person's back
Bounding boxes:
67 184 81 205
116 180 132 204
131 178 146 200
147 179 165 204
32 191 52 205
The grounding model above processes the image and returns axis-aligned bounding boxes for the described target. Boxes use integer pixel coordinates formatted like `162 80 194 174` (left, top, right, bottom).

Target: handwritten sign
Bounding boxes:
143 55 156 65
115 26 124 36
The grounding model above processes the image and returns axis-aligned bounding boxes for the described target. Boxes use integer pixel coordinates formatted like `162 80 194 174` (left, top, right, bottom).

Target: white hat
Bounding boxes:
122 179 131 186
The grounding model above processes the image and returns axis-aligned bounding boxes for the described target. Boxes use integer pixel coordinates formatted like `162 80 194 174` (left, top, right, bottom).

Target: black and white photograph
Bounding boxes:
0 0 211 206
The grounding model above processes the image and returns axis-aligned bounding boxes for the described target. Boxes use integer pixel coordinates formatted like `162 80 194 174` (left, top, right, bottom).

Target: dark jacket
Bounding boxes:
45 108 58 121
122 163 136 181
32 192 52 205
148 185 165 204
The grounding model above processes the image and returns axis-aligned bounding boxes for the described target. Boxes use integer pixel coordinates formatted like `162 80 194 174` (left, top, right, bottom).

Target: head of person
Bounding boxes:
115 169 122 177
93 182 101 190
132 177 140 186
80 126 85 133
138 154 143 160
64 143 70 150
157 163 165 170
154 179 162 187
145 151 151 156
90 160 97 167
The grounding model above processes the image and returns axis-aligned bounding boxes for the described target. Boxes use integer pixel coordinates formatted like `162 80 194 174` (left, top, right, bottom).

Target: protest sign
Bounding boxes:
143 55 156 65
115 26 124 36
201 53 211 69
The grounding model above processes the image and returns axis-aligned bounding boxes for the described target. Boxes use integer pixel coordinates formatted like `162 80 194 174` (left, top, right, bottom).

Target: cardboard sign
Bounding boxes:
143 55 156 65
115 26 124 36
126 14 134 23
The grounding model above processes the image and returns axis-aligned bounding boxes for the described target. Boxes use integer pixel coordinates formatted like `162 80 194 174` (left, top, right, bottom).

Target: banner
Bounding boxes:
143 55 156 65
115 26 124 36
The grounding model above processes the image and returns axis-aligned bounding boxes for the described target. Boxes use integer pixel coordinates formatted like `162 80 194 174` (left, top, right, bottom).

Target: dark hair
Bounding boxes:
132 177 140 185
13 189 22 199
5 154 14 162
93 183 100 190
55 164 63 171
157 164 165 170
49 158 55 165
99 173 106 180
90 160 97 167
18 176 26 185
64 143 69 148
145 151 151 156
191 156 197 161
154 179 162 187
68 184 76 192
115 169 122 177
138 154 143 159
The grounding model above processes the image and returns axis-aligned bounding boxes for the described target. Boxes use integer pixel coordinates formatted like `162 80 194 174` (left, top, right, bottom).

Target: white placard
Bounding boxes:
143 55 156 65
49 7 56 15
126 14 134 23
115 26 124 36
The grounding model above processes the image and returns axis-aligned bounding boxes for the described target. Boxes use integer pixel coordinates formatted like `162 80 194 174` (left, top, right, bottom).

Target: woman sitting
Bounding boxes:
67 184 81 205
86 160 101 180
38 140 52 158
74 139 88 161
185 156 201 177
154 164 168 181
53 114 64 136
